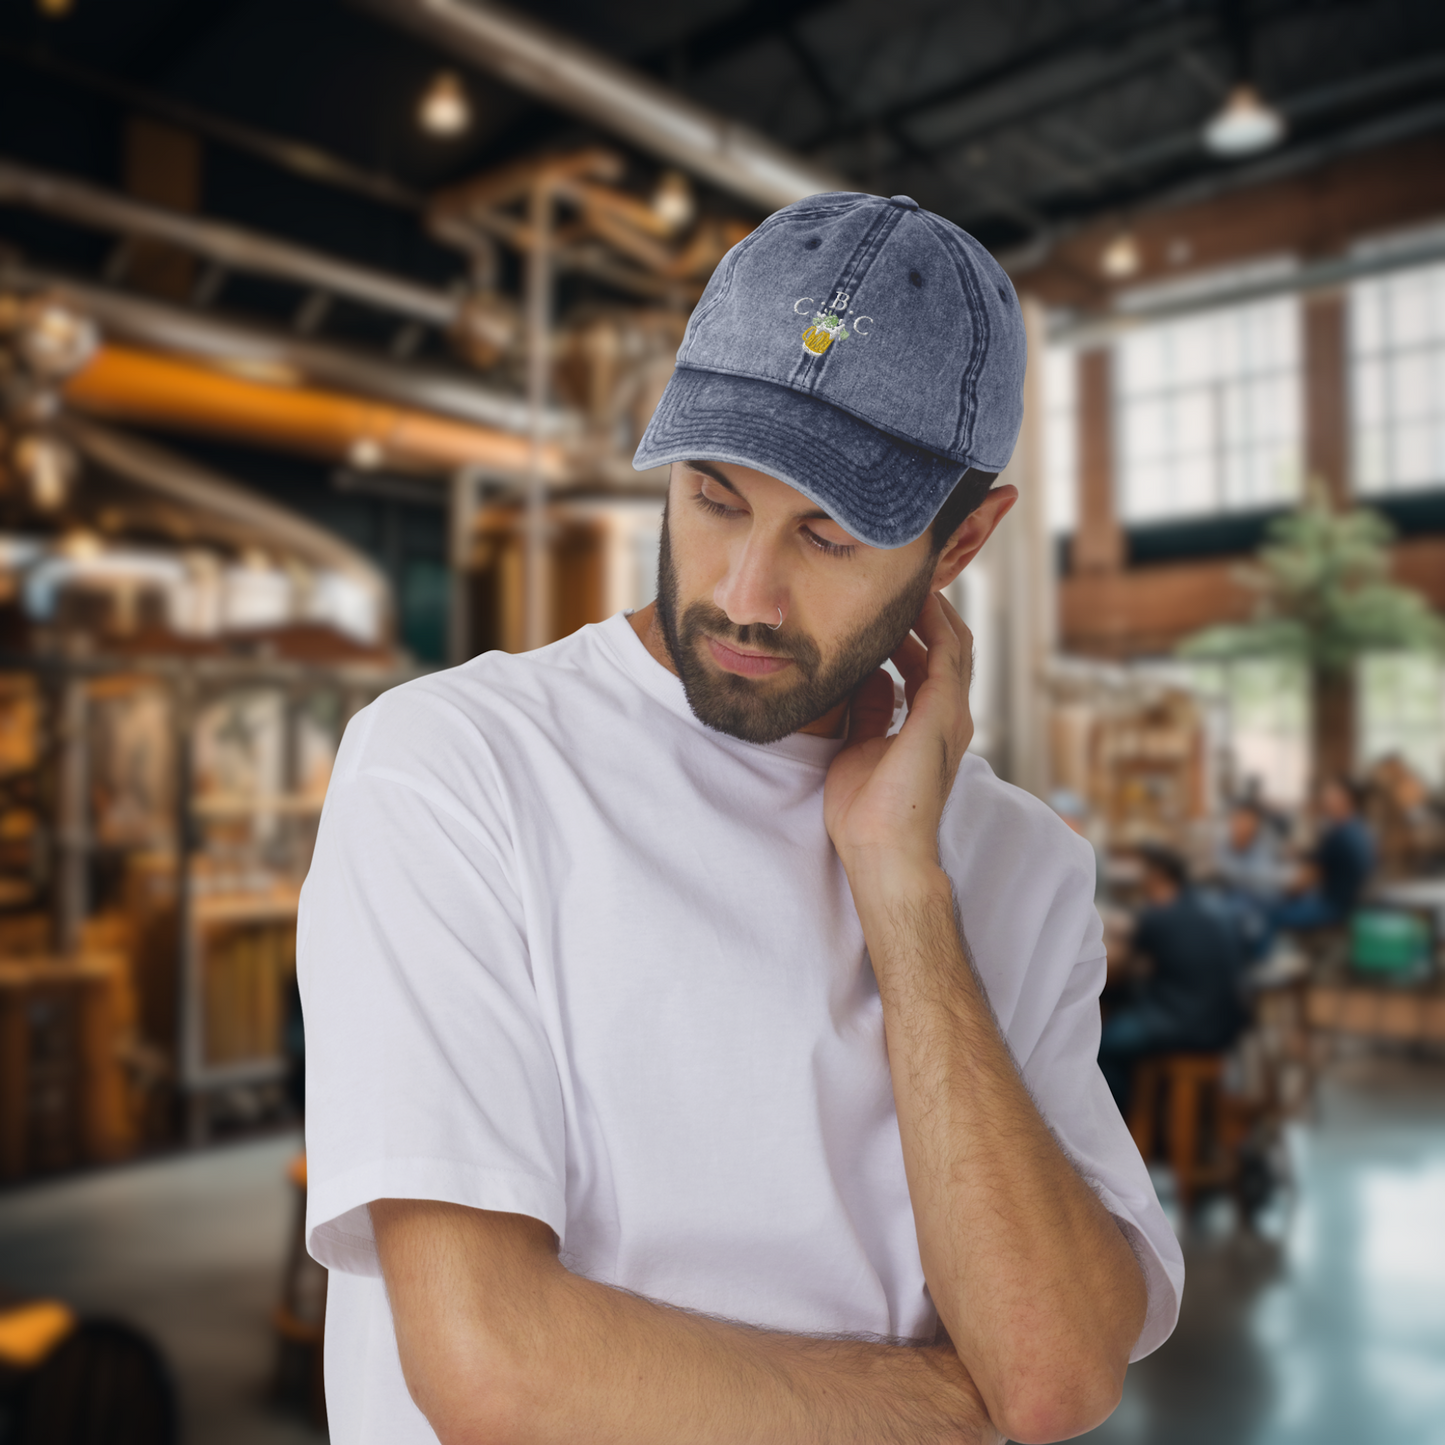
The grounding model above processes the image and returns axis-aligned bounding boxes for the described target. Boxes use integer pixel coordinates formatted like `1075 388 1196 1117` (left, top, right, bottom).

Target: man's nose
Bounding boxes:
713 534 788 632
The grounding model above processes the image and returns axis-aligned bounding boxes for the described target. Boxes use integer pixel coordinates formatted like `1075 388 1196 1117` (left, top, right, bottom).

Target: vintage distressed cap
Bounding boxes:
633 191 1026 549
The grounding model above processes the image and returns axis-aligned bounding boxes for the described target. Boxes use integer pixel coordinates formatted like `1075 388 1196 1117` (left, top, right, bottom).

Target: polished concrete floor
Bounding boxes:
0 1129 322 1445
1 1059 1443 1444
1087 1053 1445 1445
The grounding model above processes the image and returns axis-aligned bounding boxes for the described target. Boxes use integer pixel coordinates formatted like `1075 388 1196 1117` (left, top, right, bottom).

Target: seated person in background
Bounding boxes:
1216 799 1287 904
1098 845 1247 1113
1212 799 1289 960
1270 777 1376 933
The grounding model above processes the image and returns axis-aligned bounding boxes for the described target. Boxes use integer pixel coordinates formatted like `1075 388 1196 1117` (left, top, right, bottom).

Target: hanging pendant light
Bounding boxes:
1203 83 1286 157
1101 231 1142 280
419 71 472 138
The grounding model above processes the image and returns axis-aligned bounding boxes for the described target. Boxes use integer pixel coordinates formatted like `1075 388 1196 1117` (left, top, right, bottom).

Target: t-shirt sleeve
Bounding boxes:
1014 937 1185 1361
943 773 1184 1361
298 698 566 1277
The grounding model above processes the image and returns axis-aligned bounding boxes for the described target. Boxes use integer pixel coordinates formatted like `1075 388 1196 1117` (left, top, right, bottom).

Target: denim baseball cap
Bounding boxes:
633 191 1026 548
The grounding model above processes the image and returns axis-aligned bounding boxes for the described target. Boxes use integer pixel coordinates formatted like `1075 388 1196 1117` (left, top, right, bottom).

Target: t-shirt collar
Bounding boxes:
598 612 847 769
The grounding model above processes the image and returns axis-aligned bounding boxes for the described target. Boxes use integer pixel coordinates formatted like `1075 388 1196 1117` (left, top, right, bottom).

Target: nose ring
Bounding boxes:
767 607 783 632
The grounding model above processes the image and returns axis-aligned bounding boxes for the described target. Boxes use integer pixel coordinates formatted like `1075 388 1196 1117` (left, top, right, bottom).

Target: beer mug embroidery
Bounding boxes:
802 310 849 354
792 293 871 356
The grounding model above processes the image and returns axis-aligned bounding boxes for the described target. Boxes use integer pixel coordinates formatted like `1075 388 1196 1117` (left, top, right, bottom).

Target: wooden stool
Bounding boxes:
1129 1052 1238 1215
272 1153 327 1427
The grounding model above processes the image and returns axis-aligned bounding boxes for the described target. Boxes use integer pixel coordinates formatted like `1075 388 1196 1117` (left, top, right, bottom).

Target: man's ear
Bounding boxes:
930 485 1019 592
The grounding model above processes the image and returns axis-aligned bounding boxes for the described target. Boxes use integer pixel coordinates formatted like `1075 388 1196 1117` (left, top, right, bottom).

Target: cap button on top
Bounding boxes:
889 194 920 210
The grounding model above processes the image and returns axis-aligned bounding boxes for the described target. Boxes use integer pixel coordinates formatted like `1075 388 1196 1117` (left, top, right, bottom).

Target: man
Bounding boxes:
1271 776 1375 931
301 192 1182 1445
1097 845 1248 1113
1215 799 1287 907
1213 798 1289 960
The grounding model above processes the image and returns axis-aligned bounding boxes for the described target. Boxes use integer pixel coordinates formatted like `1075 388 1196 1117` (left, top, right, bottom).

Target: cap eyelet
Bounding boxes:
909 270 923 288
997 284 1011 302
804 236 821 250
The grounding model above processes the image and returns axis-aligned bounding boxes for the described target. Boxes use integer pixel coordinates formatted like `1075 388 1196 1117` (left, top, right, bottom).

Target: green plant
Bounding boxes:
1180 485 1445 673
1179 483 1445 781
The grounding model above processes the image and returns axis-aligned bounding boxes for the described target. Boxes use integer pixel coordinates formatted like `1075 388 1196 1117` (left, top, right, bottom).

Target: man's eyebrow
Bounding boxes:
682 459 834 523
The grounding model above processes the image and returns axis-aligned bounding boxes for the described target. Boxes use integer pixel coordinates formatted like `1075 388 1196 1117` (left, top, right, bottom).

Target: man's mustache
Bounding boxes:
682 602 821 675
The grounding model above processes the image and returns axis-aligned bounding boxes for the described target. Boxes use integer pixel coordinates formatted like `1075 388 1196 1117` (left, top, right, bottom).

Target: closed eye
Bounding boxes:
692 490 743 520
803 527 856 558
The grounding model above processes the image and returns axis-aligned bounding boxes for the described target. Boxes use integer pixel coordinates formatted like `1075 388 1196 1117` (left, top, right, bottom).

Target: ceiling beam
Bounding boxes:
0 158 457 324
971 52 1445 241
639 0 841 78
1051 226 1445 346
0 40 423 211
804 4 1212 151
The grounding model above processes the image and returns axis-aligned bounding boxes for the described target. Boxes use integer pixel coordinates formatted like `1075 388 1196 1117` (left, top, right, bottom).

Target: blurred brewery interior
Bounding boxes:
0 0 1444 1440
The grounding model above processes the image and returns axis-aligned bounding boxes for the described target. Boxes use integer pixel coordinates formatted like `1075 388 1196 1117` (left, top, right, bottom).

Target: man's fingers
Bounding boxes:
934 592 975 688
911 593 964 680
846 668 898 746
935 591 974 654
891 634 928 709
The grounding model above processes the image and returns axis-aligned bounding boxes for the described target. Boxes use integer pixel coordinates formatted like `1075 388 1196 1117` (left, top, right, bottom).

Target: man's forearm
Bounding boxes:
374 1200 999 1445
847 863 1147 1444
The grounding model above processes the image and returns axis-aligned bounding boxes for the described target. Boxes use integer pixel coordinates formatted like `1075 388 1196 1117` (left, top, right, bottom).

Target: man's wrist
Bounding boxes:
842 850 953 920
843 855 960 985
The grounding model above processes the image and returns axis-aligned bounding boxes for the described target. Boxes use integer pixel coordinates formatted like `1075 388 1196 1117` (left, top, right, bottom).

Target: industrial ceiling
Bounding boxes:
2 0 1442 290
1 0 1442 664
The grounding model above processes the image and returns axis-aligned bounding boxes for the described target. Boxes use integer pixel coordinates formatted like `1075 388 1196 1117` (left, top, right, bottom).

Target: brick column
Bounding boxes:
1071 348 1126 573
1304 292 1349 505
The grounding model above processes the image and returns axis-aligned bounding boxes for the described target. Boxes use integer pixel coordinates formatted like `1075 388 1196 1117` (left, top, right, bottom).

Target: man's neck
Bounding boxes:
626 603 848 740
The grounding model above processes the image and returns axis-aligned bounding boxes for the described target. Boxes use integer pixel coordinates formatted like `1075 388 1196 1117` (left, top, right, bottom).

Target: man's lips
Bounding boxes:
705 634 794 678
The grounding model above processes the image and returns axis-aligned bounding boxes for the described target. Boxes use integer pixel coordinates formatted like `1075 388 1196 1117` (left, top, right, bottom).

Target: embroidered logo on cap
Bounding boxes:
793 291 874 357
803 309 848 353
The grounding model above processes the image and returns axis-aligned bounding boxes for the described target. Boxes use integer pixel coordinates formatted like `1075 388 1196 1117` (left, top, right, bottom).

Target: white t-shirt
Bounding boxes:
301 612 1183 1443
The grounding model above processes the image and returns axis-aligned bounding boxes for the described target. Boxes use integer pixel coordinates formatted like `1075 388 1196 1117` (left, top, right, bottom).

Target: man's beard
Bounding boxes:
654 505 937 745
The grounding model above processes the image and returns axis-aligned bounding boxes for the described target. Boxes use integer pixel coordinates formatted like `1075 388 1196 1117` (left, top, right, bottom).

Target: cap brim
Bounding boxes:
633 368 967 549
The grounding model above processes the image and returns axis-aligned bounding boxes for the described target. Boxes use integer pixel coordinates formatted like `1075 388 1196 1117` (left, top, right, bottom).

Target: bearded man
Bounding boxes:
300 191 1182 1445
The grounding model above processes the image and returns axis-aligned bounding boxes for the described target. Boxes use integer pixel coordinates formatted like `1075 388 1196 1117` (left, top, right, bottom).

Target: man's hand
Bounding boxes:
823 592 974 875
822 597 1149 1445
373 1200 1002 1445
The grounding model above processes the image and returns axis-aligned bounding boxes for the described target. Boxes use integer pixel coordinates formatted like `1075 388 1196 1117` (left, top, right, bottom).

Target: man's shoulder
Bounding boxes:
337 622 619 783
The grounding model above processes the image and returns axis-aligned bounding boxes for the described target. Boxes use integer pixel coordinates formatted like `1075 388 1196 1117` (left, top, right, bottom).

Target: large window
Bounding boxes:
1043 346 1078 535
1351 254 1445 496
1114 294 1303 524
1358 652 1445 787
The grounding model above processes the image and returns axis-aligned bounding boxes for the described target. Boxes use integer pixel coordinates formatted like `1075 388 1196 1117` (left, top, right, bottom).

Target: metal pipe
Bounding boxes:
60 415 393 605
0 158 458 325
62 344 572 480
0 259 580 437
350 0 847 211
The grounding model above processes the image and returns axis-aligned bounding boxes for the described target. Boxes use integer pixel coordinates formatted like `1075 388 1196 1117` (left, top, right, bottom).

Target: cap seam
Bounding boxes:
922 212 993 460
788 203 905 394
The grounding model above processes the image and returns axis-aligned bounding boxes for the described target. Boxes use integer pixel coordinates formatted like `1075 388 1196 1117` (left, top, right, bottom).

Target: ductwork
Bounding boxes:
63 344 572 480
60 416 393 603
0 258 579 438
350 0 847 212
